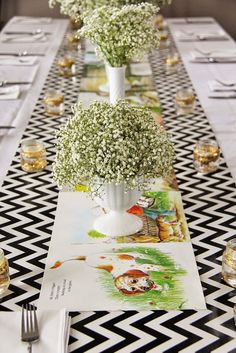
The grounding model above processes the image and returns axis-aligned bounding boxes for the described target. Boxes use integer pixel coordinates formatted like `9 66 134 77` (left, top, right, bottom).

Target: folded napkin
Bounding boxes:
0 56 37 66
176 30 228 41
0 85 20 100
0 64 39 83
190 49 236 63
208 80 236 92
12 17 52 24
0 99 21 134
0 309 70 353
1 33 48 43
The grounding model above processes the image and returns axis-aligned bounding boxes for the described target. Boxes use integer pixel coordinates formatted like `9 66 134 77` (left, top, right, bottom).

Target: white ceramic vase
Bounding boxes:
93 182 143 237
106 65 126 104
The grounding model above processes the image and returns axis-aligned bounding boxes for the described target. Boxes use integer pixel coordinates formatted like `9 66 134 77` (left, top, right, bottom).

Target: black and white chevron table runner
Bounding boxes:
0 27 236 353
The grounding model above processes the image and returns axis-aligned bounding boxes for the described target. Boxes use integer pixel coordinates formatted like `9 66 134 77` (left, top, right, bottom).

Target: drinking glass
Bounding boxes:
43 89 64 116
175 88 196 115
66 32 81 51
20 139 47 173
57 55 77 77
159 30 170 48
222 239 236 288
193 139 220 173
165 51 180 74
0 248 10 295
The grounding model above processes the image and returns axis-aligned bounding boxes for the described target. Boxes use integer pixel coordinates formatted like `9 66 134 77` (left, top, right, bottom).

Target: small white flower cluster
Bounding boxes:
53 101 175 194
78 3 160 67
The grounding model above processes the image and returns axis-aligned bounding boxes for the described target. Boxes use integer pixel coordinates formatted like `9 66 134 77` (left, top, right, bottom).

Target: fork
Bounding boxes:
21 304 40 353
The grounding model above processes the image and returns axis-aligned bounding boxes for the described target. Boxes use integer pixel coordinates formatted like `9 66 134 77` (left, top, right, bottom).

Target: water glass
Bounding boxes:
222 239 236 288
43 89 64 116
193 139 220 174
20 139 47 173
175 88 196 115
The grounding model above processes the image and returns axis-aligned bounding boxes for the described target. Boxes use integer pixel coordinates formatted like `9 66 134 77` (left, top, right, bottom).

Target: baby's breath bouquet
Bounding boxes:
53 100 175 194
78 3 160 67
48 0 172 18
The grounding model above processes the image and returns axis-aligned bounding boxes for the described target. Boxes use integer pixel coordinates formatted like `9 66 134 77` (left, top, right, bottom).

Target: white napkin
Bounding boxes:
1 33 48 43
208 80 236 92
190 49 236 63
176 30 228 41
0 309 70 353
12 17 52 24
0 64 39 83
0 85 20 100
0 56 37 66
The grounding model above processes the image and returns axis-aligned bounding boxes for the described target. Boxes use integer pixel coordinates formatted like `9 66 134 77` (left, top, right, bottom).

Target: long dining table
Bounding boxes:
0 15 236 353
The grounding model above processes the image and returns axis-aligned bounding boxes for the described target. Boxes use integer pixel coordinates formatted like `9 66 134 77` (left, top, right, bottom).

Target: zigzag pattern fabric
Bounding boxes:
0 30 236 352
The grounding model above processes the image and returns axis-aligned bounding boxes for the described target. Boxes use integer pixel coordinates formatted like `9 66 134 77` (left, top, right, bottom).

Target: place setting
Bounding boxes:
208 76 236 99
175 28 229 42
189 47 236 63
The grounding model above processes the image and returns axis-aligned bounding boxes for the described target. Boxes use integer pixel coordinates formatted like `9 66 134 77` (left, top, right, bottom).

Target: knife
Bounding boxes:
0 126 16 129
0 81 32 85
0 53 45 56
4 31 51 35
191 58 236 63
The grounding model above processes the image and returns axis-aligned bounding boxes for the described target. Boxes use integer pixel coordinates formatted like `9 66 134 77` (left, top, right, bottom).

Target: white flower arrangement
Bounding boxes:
53 100 175 195
78 3 160 67
48 0 172 18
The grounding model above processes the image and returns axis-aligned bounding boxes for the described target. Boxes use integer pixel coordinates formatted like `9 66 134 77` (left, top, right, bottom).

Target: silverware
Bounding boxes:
0 81 31 86
0 126 15 129
192 57 236 63
21 304 40 353
4 29 51 35
208 95 236 99
2 33 47 43
0 51 45 57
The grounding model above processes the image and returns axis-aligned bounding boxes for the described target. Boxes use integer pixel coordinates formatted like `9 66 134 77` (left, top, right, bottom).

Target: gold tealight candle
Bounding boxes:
66 32 81 50
193 139 220 174
57 56 76 77
159 30 170 49
165 51 180 74
21 139 47 173
175 88 196 115
43 89 64 116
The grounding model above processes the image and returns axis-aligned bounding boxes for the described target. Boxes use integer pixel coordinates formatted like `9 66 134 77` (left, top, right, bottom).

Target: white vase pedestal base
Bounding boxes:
93 211 143 237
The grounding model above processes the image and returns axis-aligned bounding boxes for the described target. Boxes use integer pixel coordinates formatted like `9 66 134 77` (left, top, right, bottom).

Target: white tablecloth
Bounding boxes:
168 17 236 185
0 17 69 187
